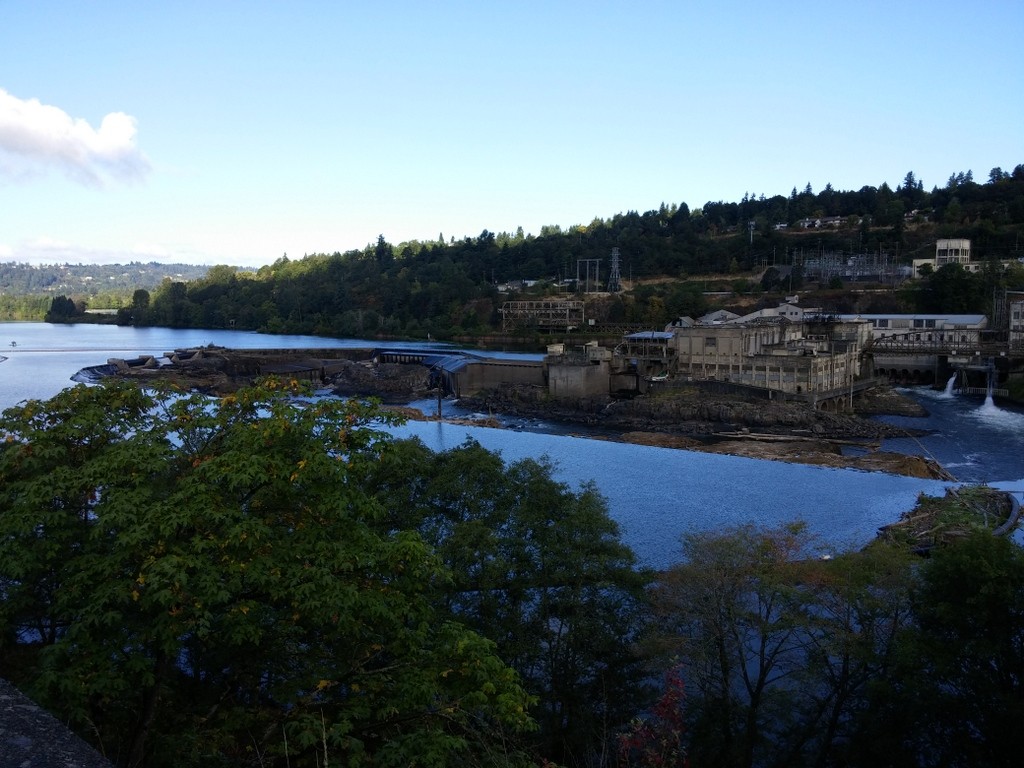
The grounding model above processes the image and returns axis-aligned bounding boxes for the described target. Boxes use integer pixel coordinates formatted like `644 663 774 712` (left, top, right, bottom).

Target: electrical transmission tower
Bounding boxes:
608 247 622 292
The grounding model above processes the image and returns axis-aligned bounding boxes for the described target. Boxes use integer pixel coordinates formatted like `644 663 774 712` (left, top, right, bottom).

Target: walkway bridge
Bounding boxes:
372 348 488 396
868 330 1023 388
866 330 1007 356
371 348 545 397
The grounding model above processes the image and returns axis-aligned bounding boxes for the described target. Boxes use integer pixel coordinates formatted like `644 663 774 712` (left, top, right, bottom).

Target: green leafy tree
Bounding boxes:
917 263 983 313
852 533 1024 767
118 288 152 325
789 543 916 767
0 381 533 767
649 524 821 768
365 438 653 767
645 525 918 768
44 294 79 322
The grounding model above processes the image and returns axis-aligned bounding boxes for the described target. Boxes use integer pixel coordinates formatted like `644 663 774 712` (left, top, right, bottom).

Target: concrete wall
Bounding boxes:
548 362 610 399
454 359 546 395
1010 296 1024 349
873 353 939 384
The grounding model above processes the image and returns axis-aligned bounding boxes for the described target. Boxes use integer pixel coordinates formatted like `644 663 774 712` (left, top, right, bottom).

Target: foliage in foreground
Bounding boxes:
2 380 1024 768
645 523 1024 768
365 438 655 766
0 380 534 767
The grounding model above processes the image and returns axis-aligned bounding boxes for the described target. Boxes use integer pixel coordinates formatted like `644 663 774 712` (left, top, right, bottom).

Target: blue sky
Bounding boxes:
1 1 1021 267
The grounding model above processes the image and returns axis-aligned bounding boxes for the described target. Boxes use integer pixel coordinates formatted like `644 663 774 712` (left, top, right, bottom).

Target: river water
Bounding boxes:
2 322 1021 568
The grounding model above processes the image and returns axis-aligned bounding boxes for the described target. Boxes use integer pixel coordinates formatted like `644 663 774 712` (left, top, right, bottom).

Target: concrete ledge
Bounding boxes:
0 678 112 767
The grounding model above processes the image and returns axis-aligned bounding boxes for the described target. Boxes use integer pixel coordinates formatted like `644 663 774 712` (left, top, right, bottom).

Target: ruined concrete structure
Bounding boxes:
545 342 616 398
660 317 870 399
541 305 876 410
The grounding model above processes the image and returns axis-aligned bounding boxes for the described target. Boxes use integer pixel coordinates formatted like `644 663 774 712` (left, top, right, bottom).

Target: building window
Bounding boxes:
705 337 717 348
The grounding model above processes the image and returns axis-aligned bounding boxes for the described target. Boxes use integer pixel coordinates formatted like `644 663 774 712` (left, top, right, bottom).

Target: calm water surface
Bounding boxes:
3 322 1019 568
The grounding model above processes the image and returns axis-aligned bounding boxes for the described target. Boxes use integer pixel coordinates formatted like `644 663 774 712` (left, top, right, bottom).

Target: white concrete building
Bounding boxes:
665 315 872 400
1009 291 1024 350
838 313 988 345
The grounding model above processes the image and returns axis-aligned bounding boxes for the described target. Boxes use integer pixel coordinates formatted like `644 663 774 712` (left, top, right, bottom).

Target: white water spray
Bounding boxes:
977 395 1001 417
941 373 957 398
977 370 1001 417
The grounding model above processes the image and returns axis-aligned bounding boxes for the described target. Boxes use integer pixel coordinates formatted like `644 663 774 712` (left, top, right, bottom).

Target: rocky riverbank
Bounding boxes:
99 347 950 479
615 432 951 479
457 384 929 441
456 384 952 479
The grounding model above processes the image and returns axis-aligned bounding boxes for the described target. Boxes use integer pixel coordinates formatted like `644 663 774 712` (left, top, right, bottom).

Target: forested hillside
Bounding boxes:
23 166 1024 334
0 262 212 321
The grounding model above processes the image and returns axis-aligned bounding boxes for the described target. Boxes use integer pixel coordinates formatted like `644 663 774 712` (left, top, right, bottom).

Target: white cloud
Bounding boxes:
3 231 243 266
0 89 151 186
7 237 184 266
26 235 71 250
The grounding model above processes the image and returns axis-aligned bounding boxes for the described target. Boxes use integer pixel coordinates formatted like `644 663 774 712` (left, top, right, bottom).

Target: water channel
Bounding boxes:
2 322 1021 568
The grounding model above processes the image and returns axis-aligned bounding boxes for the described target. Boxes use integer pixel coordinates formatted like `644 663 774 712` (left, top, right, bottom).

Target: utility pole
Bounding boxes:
434 364 443 420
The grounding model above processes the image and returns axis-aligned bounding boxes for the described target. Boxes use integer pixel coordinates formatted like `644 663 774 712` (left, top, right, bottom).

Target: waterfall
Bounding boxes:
979 370 999 414
941 373 957 398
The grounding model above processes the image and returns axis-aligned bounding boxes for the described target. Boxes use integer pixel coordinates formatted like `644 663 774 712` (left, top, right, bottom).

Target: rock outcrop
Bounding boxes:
459 384 927 440
97 348 949 479
458 384 951 479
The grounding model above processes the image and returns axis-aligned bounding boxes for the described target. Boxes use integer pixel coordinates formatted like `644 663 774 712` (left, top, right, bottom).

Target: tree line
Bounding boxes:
2 381 1022 767
0 261 212 297
17 165 1024 333
96 165 1019 339
0 262 212 321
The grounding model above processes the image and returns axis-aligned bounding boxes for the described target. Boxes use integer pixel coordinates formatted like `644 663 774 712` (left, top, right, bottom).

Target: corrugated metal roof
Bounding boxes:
624 331 674 340
435 356 472 373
